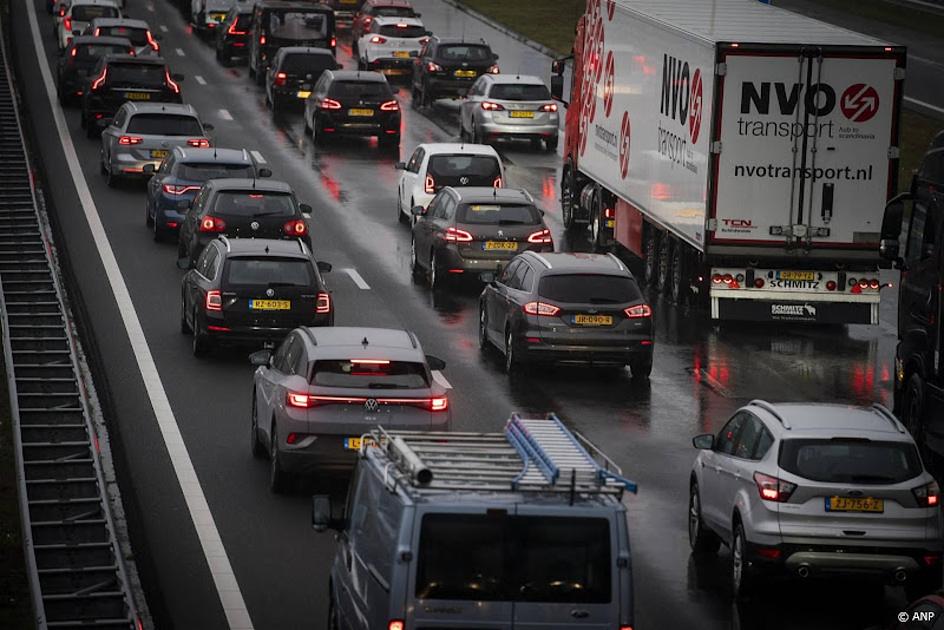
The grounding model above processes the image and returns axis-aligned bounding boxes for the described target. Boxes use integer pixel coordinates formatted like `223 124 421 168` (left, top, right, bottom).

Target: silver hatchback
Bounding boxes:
99 102 212 186
459 73 560 152
689 401 943 600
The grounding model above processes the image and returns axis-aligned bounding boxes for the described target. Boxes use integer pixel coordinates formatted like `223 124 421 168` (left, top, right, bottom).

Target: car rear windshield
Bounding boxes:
436 44 492 62
126 114 202 136
75 43 130 60
489 84 551 101
457 203 541 226
211 192 296 217
427 155 500 185
223 257 313 288
107 63 167 88
539 274 641 304
99 26 148 46
280 53 335 75
416 515 611 603
374 7 415 17
72 5 119 21
311 360 429 389
779 439 923 484
176 162 254 181
328 80 392 99
377 24 425 38
267 10 328 40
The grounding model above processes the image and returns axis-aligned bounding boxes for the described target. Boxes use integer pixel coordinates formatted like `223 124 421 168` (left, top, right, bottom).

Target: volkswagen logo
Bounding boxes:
250 221 260 231
364 398 380 413
265 288 275 297
459 176 470 185
497 229 504 238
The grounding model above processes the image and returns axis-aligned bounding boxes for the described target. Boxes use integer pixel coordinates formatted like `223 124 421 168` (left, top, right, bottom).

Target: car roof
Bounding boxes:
327 70 388 83
444 186 533 204
301 327 424 358
89 17 150 28
747 402 909 439
366 0 414 7
371 16 423 26
432 36 492 47
204 178 294 193
520 251 629 275
123 102 197 115
171 147 253 164
276 46 335 56
216 237 309 257
417 142 500 157
102 54 166 65
484 73 546 86
71 35 133 46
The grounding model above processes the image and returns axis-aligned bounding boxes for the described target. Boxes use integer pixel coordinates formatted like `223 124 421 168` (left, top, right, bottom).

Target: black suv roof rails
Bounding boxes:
747 399 791 430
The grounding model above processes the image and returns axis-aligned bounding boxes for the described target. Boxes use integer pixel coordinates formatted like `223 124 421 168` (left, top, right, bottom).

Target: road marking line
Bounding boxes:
909 55 944 69
432 370 452 389
342 268 370 290
195 75 207 85
218 109 233 120
24 1 254 628
249 150 266 164
905 95 944 116
175 47 185 57
159 24 168 33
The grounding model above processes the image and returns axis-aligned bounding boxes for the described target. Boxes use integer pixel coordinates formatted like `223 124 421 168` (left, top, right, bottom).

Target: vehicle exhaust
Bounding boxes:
796 565 811 578
894 569 908 583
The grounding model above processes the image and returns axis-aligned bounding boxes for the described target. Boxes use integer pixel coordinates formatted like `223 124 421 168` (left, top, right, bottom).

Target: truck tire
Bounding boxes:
902 373 933 466
561 167 578 231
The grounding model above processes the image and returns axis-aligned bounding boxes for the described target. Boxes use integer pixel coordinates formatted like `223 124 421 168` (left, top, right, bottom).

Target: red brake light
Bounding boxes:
869 278 881 289
287 392 314 408
541 103 558 112
227 21 246 36
711 274 723 284
162 184 201 195
330 36 337 48
187 138 211 148
424 175 435 194
91 67 108 91
70 47 78 58
523 301 560 316
59 6 65 17
526 228 552 244
753 472 796 503
321 97 342 110
118 135 143 145
380 99 399 111
370 35 387 44
63 16 72 31
487 64 500 74
428 397 448 412
274 71 287 86
444 227 473 242
259 35 266 45
204 290 222 311
146 30 160 52
493 177 503 189
914 481 940 507
388 621 405 630
481 101 504 111
624 304 652 319
427 61 443 73
316 292 331 314
165 69 180 94
198 216 226 233
283 219 308 237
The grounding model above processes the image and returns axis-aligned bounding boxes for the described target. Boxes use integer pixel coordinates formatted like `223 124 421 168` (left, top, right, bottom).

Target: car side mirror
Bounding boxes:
411 205 426 216
172 73 185 81
317 261 332 273
258 167 273 178
493 54 500 61
312 494 345 532
551 58 566 74
879 193 910 267
692 434 714 450
203 123 215 131
142 163 156 175
394 161 406 170
299 203 313 214
425 355 446 371
176 257 193 270
249 349 271 367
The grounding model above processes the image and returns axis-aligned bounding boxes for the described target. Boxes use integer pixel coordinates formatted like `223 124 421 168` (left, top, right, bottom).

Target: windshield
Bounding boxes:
211 192 296 217
107 63 166 88
539 275 641 304
416 515 611 603
176 162 254 181
98 25 148 46
437 44 492 62
328 80 392 99
268 10 328 40
779 439 922 484
489 84 550 101
72 5 119 21
223 258 313 288
377 24 425 38
457 203 541 226
374 6 415 17
126 114 202 136
311 360 429 389
75 43 130 60
280 53 335 75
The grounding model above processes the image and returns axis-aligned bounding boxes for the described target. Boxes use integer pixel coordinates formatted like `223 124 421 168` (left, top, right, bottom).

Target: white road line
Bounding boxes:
175 47 186 57
432 370 453 390
195 75 207 85
218 109 233 121
910 54 944 69
342 268 370 290
905 95 944 116
249 150 266 164
24 1 254 629
159 24 168 33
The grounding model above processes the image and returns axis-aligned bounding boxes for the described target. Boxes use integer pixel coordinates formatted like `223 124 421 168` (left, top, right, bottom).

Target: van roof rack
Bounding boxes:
365 413 638 499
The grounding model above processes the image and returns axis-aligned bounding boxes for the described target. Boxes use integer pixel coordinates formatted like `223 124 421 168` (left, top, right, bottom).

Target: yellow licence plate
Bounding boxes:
297 90 312 98
210 12 226 21
573 314 614 326
125 92 151 100
454 69 476 78
383 69 407 76
249 299 291 311
605 219 615 228
484 241 518 251
348 108 374 117
779 270 816 281
827 496 884 513
509 110 535 118
344 437 362 450
393 51 410 59
150 149 169 158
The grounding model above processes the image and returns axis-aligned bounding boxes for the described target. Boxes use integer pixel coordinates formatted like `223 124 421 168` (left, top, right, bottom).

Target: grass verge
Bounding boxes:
807 0 944 40
459 0 583 55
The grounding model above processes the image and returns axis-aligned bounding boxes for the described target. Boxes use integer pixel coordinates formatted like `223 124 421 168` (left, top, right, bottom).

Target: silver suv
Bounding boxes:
689 401 943 600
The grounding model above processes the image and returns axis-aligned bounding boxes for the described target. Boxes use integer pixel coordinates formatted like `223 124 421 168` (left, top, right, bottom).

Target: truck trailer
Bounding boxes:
551 0 905 324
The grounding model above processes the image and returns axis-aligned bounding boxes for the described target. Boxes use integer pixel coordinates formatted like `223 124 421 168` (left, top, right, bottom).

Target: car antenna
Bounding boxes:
264 245 269 254
361 336 369 347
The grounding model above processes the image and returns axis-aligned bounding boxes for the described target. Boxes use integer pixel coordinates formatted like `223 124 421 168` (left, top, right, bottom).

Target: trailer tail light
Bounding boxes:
523 302 560 316
187 138 211 148
165 69 180 94
283 219 308 237
426 61 443 73
274 71 287 86
869 278 881 289
527 228 552 244
380 99 399 111
913 481 940 507
91 67 108 91
624 304 652 319
444 227 473 242
369 35 387 44
753 278 765 289
199 216 226 233
424 175 435 194
481 101 504 111
321 97 342 110
711 274 722 284
826 280 837 291
204 290 222 312
754 472 796 503
118 135 144 145
146 30 160 52
315 292 331 314
541 103 558 112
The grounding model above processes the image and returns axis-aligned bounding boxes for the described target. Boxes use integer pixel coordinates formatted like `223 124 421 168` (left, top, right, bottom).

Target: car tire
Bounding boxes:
179 295 191 334
153 219 167 243
105 162 119 188
731 521 756 600
145 202 154 227
428 249 443 290
478 304 491 352
397 191 408 224
902 373 932 464
629 353 652 382
689 482 721 553
312 117 325 146
269 425 288 494
270 93 283 115
303 111 312 133
504 327 521 374
250 394 265 459
546 134 559 153
421 80 433 109
191 307 211 357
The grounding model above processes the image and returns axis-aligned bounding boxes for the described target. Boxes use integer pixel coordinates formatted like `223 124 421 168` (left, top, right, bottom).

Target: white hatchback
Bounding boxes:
57 0 121 50
394 142 504 223
356 16 429 79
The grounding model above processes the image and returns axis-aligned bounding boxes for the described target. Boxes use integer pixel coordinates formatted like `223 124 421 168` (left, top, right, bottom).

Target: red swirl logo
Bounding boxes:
619 111 631 179
603 51 615 118
840 84 879 123
688 68 703 144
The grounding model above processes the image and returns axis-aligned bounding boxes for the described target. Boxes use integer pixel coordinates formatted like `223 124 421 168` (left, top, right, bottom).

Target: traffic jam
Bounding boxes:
23 0 944 628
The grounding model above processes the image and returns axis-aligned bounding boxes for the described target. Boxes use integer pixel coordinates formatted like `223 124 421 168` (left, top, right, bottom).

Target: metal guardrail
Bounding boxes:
0 25 139 630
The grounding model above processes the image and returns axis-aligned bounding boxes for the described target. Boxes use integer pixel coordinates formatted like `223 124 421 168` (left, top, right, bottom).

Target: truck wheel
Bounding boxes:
590 188 609 253
902 373 933 465
561 168 577 231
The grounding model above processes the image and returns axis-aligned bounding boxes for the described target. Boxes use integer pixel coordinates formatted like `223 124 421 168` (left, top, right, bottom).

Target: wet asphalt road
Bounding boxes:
10 0 919 628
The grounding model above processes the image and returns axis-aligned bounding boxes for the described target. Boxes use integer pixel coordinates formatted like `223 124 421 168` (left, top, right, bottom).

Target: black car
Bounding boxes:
179 237 333 356
215 3 253 66
265 47 339 113
478 251 653 377
410 187 553 287
81 55 184 137
302 70 400 148
177 178 313 267
411 36 499 107
248 1 336 86
57 35 134 105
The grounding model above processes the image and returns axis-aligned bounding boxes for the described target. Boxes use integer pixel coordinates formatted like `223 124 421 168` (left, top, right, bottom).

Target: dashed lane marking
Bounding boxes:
175 47 185 57
195 75 206 85
218 109 233 121
342 268 370 290
159 24 168 32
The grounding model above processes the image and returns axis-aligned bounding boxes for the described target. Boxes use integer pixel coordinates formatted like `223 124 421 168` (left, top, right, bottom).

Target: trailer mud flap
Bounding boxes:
715 298 875 324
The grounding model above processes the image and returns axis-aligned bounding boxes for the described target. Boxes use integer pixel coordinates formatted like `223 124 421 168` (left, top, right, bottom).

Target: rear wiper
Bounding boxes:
587 297 621 304
366 383 402 389
497 219 530 225
252 211 289 217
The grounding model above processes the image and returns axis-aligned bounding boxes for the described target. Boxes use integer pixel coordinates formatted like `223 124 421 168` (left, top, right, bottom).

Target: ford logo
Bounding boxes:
364 399 380 413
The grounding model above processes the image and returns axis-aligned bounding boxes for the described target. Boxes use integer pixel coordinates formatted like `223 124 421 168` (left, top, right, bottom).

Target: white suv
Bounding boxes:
689 400 943 600
356 16 429 76
57 0 121 50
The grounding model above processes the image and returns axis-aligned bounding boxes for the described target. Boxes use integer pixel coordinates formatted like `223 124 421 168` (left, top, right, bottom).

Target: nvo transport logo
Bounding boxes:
661 54 703 143
741 80 879 123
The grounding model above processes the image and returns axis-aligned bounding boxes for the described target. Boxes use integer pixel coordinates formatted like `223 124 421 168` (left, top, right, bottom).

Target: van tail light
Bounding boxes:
444 227 473 242
316 292 331 314
330 36 337 48
163 184 201 195
624 304 652 319
321 97 342 110
370 35 387 44
274 71 287 86
481 101 504 111
198 216 226 233
118 135 143 145
428 397 448 412
388 621 405 630
380 99 399 111
146 30 160 51
165 69 180 94
91 67 108 91
493 177 503 188
913 481 940 507
204 290 222 311
424 175 435 194
523 301 560 316
259 35 266 45
527 228 552 244
753 472 796 503
287 392 314 408
283 219 308 237
541 103 558 112
63 16 72 31
187 138 211 148
426 61 443 73
487 64 500 74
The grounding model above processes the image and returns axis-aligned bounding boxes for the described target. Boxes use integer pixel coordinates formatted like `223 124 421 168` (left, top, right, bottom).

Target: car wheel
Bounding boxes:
731 521 755 599
478 304 491 352
179 294 191 334
628 353 652 382
191 307 211 357
410 237 424 280
561 168 577 231
153 217 166 242
689 482 721 553
100 153 108 176
397 191 408 224
269 424 288 494
312 117 325 146
504 327 521 374
428 250 442 290
250 393 265 459
145 202 154 227
105 161 118 188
